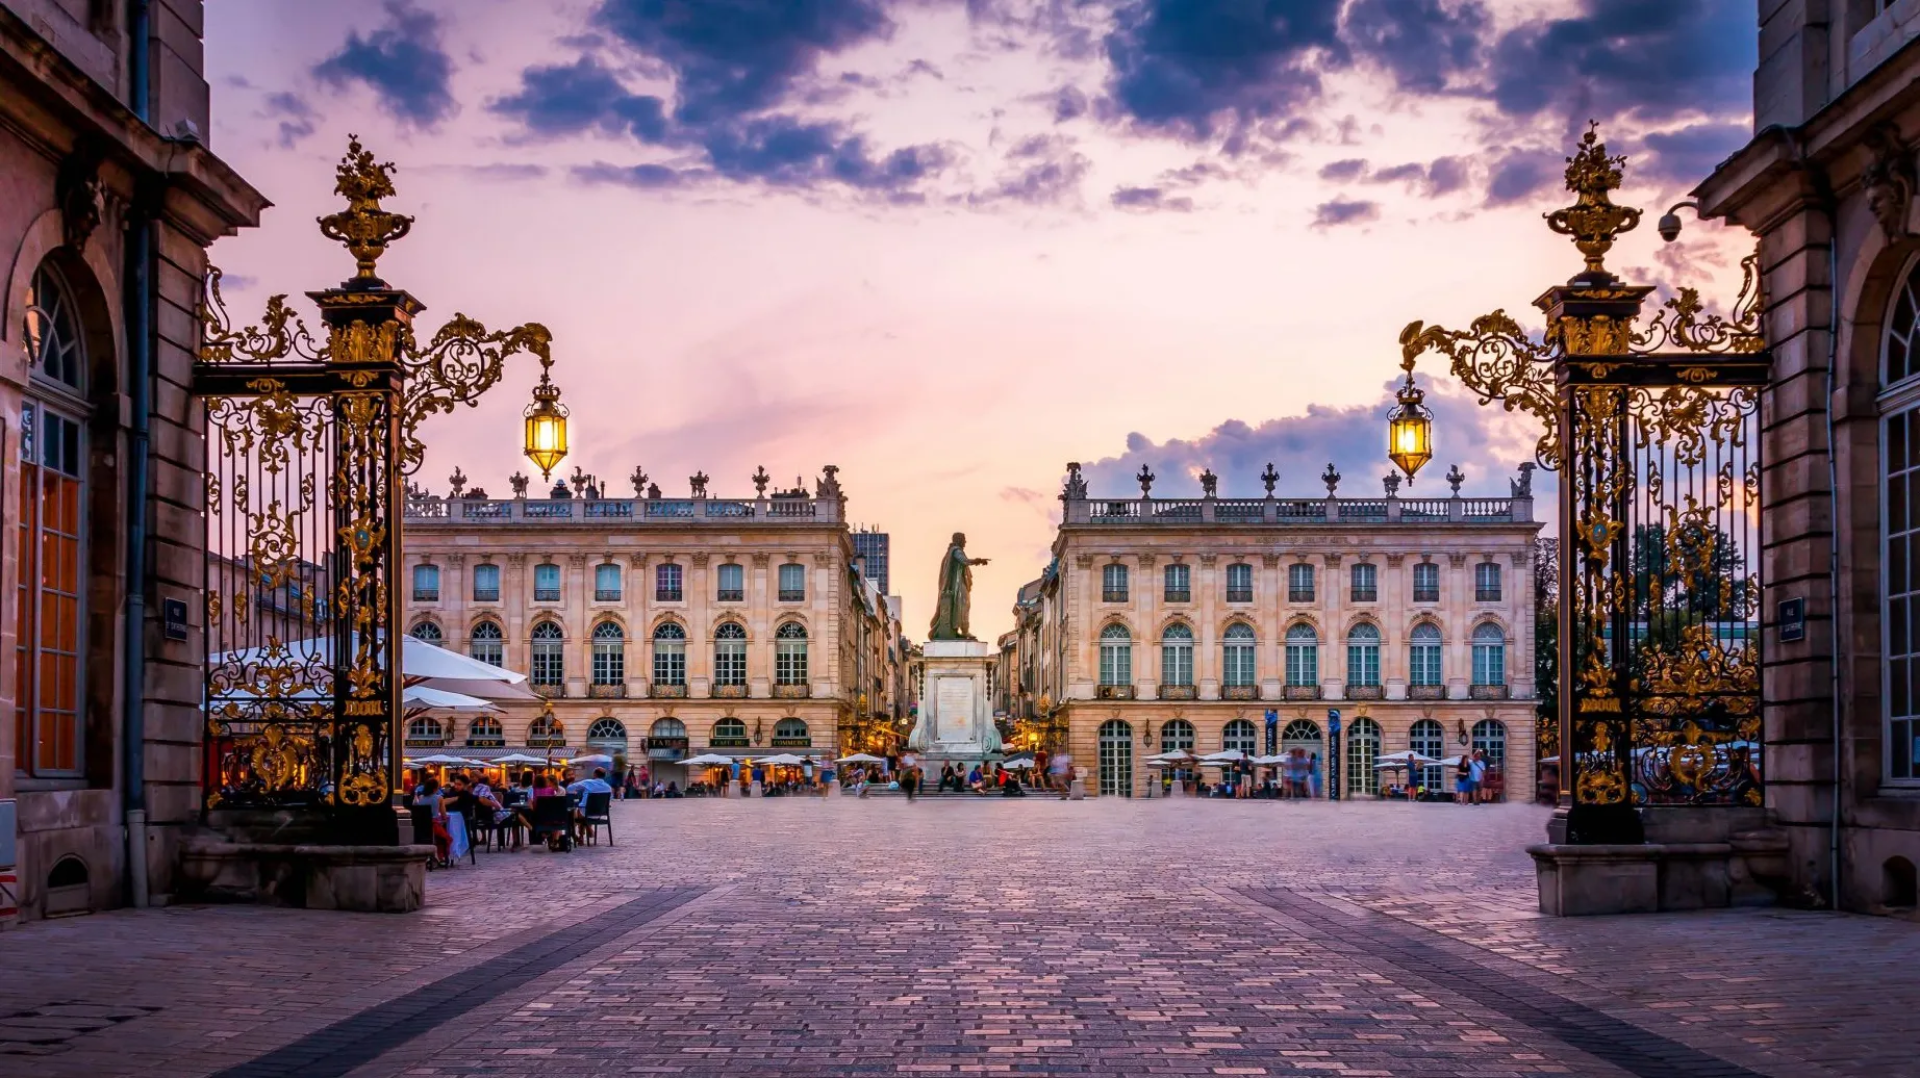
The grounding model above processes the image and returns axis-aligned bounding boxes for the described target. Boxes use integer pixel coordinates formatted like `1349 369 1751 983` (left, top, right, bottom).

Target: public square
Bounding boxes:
0 797 1912 1078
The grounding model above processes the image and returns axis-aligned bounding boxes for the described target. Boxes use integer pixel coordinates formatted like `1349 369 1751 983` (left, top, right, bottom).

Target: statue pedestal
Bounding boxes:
909 640 1002 763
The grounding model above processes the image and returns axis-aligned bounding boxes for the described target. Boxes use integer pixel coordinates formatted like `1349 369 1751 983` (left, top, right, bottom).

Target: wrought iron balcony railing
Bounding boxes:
1102 590 1128 603
412 589 438 603
594 589 621 602
587 683 627 699
1096 684 1137 700
773 683 810 699
1346 684 1385 700
1350 588 1378 603
716 589 744 602
534 588 561 603
1157 684 1197 700
1288 589 1314 603
1470 683 1511 700
657 588 683 603
1226 589 1253 603
1408 683 1446 700
1222 684 1260 701
1476 588 1502 603
1283 684 1322 701
532 682 564 698
471 589 500 603
1163 590 1191 603
777 590 805 603
711 684 749 699
1413 589 1439 603
650 683 688 698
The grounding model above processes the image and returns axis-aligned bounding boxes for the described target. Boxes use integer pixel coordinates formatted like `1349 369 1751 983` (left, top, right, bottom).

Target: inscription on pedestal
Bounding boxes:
935 677 974 743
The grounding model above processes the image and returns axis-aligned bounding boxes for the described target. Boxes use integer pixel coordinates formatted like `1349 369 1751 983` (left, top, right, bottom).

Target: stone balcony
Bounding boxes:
1222 684 1261 701
1157 685 1197 701
650 683 688 699
1060 480 1533 528
406 476 845 526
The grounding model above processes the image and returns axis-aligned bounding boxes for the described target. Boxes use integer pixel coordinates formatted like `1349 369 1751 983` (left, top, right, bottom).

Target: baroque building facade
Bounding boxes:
1695 1 1920 912
0 1 265 923
1010 464 1541 799
400 467 906 786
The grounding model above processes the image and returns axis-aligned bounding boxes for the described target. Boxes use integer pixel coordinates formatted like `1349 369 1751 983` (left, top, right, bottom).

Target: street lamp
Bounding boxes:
1386 364 1433 482
523 355 568 481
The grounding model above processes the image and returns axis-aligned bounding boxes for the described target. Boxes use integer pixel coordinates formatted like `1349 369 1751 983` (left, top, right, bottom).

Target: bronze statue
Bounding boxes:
929 532 989 640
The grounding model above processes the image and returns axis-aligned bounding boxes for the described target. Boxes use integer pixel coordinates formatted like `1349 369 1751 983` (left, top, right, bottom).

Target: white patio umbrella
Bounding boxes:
836 753 886 764
1001 758 1036 769
1375 750 1439 766
210 634 527 686
404 685 502 712
1250 754 1289 766
568 753 615 767
1199 749 1247 764
1145 750 1193 762
490 752 552 765
755 754 807 767
681 753 737 767
409 753 470 765
419 676 540 702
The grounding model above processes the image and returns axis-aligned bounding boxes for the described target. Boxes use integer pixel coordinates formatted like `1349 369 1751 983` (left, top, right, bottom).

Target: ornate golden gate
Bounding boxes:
1396 126 1767 841
195 139 560 841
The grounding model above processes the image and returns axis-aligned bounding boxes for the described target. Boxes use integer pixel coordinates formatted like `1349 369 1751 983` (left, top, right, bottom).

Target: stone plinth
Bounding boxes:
1529 844 1660 916
908 640 1002 759
178 838 431 912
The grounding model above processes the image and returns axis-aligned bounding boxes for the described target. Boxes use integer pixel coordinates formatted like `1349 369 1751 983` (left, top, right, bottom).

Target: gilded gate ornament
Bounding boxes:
318 136 413 283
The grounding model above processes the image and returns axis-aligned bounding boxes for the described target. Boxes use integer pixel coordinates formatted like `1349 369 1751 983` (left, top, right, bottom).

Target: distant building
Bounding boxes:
852 528 890 595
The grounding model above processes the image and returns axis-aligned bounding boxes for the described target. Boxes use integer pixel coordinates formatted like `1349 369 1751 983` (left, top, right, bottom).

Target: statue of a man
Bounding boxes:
929 532 989 640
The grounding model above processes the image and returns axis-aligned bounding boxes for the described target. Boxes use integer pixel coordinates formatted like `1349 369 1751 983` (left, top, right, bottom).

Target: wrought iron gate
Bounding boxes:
1400 126 1768 837
195 139 554 841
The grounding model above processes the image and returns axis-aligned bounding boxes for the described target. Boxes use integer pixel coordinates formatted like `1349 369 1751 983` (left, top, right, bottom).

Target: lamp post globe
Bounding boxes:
523 362 569 481
1386 375 1433 481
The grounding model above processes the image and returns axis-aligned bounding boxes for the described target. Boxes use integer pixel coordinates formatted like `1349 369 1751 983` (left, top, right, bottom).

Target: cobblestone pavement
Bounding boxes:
1 798 1915 1078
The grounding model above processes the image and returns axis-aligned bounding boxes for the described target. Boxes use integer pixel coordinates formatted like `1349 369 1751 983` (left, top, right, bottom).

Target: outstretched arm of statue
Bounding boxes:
970 557 991 566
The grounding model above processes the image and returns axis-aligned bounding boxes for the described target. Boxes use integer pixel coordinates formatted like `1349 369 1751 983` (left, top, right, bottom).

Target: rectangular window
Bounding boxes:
1225 563 1253 603
1099 640 1132 686
1102 563 1129 603
1412 562 1439 603
1891 403 1920 782
1223 643 1255 687
1161 639 1193 686
1285 641 1318 687
594 563 622 601
1288 563 1314 603
1410 643 1442 686
654 637 686 686
778 563 806 602
1350 563 1377 602
1347 642 1381 687
717 562 745 602
1163 563 1191 602
1475 562 1502 602
714 638 747 687
14 403 84 776
412 564 439 602
471 563 500 602
533 563 561 603
656 563 684 602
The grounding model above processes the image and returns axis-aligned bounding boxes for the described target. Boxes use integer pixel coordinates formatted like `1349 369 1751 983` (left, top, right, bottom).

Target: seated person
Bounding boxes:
967 765 984 792
664 781 682 798
566 767 616 838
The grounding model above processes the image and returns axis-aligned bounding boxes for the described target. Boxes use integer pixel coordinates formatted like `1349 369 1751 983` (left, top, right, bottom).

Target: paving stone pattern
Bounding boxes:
0 798 1914 1078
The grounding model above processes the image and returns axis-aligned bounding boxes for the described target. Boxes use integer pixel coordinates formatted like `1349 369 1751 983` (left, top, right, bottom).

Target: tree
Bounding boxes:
1628 520 1750 622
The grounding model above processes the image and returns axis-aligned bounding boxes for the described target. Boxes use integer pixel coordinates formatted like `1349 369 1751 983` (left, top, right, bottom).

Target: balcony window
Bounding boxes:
591 620 625 687
775 621 809 685
1284 624 1318 686
530 620 564 688
714 621 747 687
1350 563 1377 603
1099 623 1132 686
1472 623 1507 686
1102 563 1129 603
1409 622 1442 686
652 621 687 686
1160 623 1193 687
533 563 560 603
1288 563 1314 603
412 564 439 602
472 563 500 602
717 562 744 602
469 620 503 666
778 562 806 602
1475 562 1502 602
1163 563 1191 603
1223 623 1256 687
656 563 683 602
594 563 622 602
1226 562 1253 603
1412 561 1439 604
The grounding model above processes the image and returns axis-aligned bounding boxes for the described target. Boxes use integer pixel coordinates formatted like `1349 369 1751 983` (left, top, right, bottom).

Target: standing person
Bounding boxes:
411 777 451 866
803 757 815 791
902 760 919 802
638 764 652 798
1469 750 1488 804
1034 747 1050 782
1455 753 1473 804
728 757 741 798
1050 751 1072 799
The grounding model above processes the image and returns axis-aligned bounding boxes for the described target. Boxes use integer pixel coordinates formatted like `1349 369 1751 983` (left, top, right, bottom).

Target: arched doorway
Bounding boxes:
1159 717 1195 792
1346 717 1382 795
1281 718 1323 793
1098 719 1133 797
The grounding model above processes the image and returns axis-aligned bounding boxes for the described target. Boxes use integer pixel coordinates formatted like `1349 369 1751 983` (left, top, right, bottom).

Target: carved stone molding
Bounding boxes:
1322 553 1344 567
1509 550 1530 566
752 553 772 567
691 553 711 567
1385 553 1405 568
812 551 834 566
506 553 527 569
567 554 587 568
1261 553 1281 568
1864 124 1916 240
628 552 648 568
446 553 466 569
1447 552 1468 567
1074 554 1095 568
56 138 107 251
1197 554 1217 568
1137 553 1157 568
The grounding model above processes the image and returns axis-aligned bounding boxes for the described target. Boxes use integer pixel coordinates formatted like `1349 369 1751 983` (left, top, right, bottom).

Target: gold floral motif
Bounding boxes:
1553 315 1634 356
317 136 414 282
398 315 554 476
1545 123 1643 277
1675 366 1718 383
1633 250 1767 356
198 267 322 365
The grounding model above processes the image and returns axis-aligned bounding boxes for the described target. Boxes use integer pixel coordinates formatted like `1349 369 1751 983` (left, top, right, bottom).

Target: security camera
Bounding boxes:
1657 212 1683 243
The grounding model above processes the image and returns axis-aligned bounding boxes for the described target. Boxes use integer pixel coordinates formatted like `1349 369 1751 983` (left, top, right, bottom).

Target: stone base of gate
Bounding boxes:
178 838 430 912
1531 805 1792 915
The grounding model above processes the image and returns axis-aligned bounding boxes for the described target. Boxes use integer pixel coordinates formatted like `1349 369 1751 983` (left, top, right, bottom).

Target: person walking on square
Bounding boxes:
1455 753 1473 804
1469 750 1488 804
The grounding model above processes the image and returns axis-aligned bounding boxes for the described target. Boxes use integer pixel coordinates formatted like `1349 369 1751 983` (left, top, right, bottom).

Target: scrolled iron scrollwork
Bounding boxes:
1398 311 1561 470
1633 251 1767 356
397 315 554 475
198 267 323 365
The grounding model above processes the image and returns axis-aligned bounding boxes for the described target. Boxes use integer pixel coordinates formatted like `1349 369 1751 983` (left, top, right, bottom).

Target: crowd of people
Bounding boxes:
406 765 615 865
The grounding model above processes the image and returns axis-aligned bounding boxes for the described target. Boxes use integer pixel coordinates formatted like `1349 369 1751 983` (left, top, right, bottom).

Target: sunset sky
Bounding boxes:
201 0 1758 640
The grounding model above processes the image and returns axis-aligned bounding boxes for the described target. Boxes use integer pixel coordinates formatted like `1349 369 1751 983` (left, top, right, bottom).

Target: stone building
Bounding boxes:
0 1 264 923
1009 463 1541 799
1694 1 1920 912
400 467 905 785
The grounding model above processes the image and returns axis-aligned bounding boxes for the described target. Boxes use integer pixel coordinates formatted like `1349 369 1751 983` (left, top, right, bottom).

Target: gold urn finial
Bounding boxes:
317 135 414 285
1545 122 1642 280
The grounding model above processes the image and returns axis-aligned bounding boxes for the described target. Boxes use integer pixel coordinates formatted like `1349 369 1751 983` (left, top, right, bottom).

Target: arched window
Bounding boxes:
1472 623 1507 685
714 621 747 687
1887 261 1920 782
17 262 88 775
1347 716 1382 795
652 621 687 686
1160 623 1193 687
1280 719 1322 746
1471 719 1507 769
1099 624 1132 686
775 622 809 685
1409 718 1445 789
1102 563 1129 602
649 717 687 740
1409 623 1442 686
590 621 624 687
587 716 628 748
527 711 565 747
1222 718 1257 754
773 717 811 745
1285 624 1319 686
1346 623 1381 687
1159 718 1195 754
530 621 564 688
469 620 503 666
711 716 748 746
466 715 504 746
1223 623 1256 688
404 716 445 745
410 620 442 643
